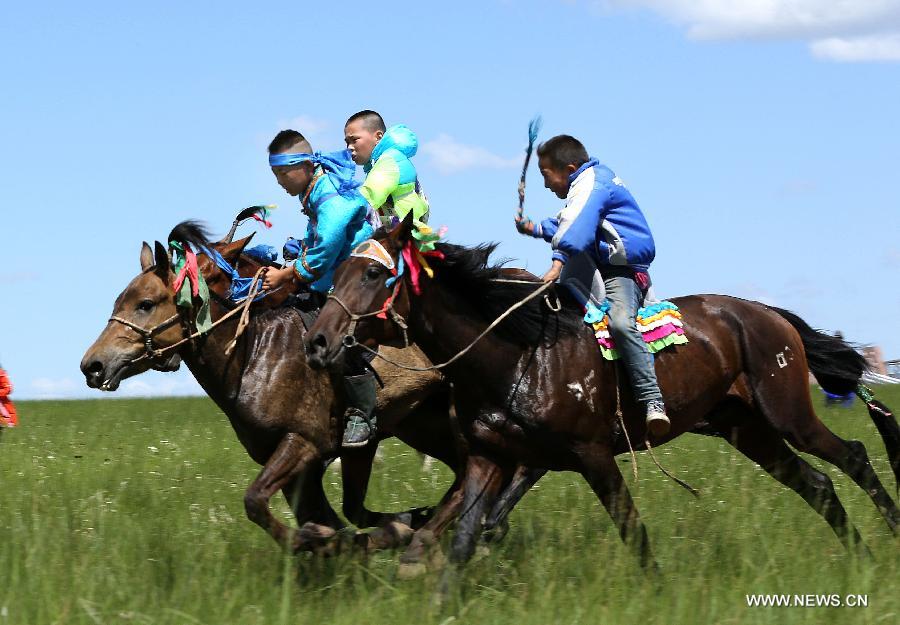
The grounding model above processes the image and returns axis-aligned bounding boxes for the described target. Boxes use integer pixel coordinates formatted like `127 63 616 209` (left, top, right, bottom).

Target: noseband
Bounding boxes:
325 239 410 348
108 312 186 367
107 247 270 367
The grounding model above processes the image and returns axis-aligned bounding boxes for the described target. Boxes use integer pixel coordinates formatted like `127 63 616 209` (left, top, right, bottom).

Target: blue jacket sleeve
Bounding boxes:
293 197 362 282
533 218 558 242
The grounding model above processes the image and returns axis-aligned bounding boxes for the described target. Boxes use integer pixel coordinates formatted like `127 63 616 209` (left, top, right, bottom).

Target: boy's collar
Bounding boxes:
301 166 325 211
568 158 600 185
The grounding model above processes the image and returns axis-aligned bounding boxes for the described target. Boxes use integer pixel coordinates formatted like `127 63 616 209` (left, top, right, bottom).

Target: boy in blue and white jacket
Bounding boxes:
516 134 669 436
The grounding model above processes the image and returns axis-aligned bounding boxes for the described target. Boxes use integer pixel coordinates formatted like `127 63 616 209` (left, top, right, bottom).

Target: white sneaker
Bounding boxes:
645 399 670 437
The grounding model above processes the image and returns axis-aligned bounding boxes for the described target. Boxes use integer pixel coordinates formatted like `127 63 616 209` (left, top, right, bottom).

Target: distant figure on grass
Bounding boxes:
343 110 438 249
260 128 378 449
0 365 18 428
823 331 855 407
515 134 670 435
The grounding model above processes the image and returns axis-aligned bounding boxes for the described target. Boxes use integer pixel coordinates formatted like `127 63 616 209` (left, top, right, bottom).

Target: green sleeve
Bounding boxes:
360 154 400 211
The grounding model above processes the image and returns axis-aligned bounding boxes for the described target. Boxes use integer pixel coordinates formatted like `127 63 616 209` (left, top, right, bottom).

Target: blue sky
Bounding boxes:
1 1 898 399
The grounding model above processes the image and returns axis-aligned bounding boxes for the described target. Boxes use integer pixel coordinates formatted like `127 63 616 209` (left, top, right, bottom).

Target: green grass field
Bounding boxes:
1 387 898 624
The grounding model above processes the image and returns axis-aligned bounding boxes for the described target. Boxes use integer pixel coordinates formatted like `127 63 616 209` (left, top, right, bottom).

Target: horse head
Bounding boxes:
80 225 254 391
305 213 416 370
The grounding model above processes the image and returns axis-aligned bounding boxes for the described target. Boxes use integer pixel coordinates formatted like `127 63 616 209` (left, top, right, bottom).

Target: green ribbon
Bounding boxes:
169 241 212 334
855 384 875 403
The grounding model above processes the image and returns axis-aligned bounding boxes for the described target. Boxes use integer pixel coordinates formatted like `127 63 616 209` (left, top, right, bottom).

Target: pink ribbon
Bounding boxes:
172 246 200 297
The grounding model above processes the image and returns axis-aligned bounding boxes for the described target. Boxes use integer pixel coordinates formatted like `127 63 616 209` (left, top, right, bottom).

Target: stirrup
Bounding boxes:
342 409 376 448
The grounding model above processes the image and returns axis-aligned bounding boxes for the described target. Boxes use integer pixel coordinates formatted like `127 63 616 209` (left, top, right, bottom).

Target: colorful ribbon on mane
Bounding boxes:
268 149 360 196
401 240 445 295
170 241 212 333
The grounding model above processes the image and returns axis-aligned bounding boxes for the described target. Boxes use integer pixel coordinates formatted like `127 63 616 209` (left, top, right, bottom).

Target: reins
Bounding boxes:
109 265 268 367
328 278 558 372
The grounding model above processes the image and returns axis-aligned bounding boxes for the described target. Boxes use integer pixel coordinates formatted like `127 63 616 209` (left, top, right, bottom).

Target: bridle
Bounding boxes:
107 311 186 368
107 247 270 368
325 239 410 349
323 238 559 373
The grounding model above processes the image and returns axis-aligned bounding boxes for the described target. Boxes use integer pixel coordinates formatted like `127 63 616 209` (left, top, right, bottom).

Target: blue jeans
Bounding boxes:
604 275 663 404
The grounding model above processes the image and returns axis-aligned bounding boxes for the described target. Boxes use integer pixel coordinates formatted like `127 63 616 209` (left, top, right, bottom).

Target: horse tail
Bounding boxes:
769 306 865 395
771 306 900 493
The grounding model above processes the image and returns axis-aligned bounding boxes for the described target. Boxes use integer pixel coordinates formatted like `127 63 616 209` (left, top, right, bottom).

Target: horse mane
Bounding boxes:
429 241 584 345
168 220 213 248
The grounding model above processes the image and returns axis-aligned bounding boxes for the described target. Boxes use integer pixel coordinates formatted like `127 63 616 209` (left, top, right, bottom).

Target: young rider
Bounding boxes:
261 129 378 448
516 134 670 436
343 110 436 248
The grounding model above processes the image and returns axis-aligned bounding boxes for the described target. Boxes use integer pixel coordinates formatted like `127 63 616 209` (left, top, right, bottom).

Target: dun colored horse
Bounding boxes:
306 216 900 571
81 222 473 554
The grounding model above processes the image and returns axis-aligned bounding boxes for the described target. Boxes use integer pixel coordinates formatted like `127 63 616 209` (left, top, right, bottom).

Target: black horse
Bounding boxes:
306 216 900 572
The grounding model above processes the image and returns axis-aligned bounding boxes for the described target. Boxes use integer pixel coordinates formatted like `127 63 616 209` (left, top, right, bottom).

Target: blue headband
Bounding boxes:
269 149 361 196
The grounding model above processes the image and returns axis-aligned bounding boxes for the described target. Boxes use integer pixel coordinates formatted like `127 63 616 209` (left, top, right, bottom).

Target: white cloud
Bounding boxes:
276 114 331 142
421 134 520 174
30 377 79 399
25 371 203 400
593 0 900 61
728 282 777 306
118 374 203 398
810 33 900 61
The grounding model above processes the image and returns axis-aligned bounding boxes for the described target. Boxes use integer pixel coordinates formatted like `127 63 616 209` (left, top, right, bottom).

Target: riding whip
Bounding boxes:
516 116 542 233
224 205 277 243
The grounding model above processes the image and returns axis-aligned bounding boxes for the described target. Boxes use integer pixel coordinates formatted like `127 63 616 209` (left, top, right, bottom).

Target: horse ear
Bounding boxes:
219 232 255 265
153 241 170 280
140 242 154 271
389 211 416 247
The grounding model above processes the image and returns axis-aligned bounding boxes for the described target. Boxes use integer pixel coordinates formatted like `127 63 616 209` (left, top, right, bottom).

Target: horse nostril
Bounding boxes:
313 333 328 349
85 361 103 376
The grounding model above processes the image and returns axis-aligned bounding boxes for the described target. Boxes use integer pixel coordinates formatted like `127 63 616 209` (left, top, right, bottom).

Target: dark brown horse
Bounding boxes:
80 221 474 554
305 217 900 572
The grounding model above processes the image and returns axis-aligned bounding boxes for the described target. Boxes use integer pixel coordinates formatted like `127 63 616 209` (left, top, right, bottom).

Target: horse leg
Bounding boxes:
578 444 657 570
445 454 506 565
244 432 324 553
339 443 381 527
284 459 344 528
397 476 465 577
786 421 900 536
723 421 871 553
482 465 547 542
340 443 435 531
862 399 900 495
280 459 353 556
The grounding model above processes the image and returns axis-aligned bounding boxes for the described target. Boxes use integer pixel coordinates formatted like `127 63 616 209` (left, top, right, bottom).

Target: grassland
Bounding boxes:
1 387 898 624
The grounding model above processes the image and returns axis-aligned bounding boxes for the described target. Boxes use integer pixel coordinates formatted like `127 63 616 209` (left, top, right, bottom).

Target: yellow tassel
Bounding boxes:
415 248 435 278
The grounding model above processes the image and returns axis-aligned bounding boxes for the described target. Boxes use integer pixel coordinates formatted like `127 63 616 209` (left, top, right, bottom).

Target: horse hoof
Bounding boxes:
298 522 337 554
397 561 428 580
386 521 415 545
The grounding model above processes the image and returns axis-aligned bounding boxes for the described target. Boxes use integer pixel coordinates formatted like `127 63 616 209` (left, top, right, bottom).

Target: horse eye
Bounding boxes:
365 266 382 280
137 299 155 312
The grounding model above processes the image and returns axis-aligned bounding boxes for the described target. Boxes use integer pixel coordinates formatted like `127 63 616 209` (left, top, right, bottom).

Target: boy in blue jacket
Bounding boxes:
261 129 379 447
516 135 670 436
